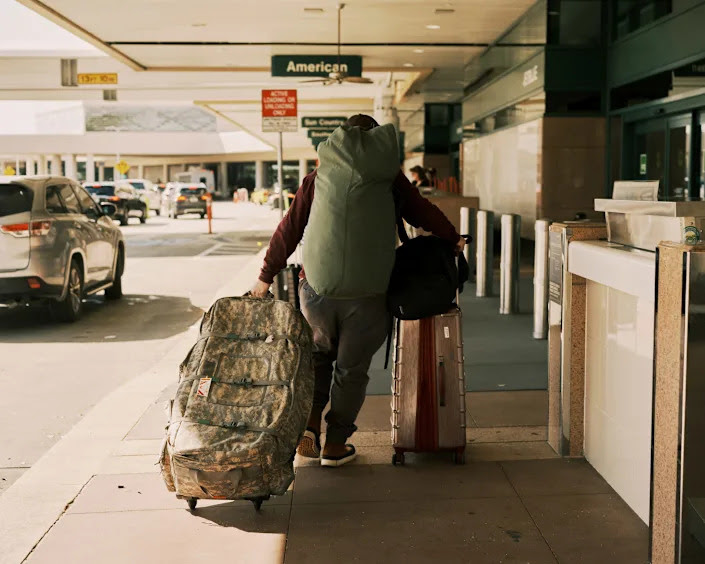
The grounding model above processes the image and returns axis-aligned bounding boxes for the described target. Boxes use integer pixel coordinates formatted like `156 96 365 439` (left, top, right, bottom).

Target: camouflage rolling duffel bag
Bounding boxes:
160 296 313 511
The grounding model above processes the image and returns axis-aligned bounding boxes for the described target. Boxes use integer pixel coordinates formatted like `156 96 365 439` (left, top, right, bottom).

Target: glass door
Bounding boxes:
668 116 691 200
634 119 666 197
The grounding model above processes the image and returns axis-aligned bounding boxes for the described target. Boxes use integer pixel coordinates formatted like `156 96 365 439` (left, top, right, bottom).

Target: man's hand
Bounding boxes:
251 279 271 298
456 236 466 254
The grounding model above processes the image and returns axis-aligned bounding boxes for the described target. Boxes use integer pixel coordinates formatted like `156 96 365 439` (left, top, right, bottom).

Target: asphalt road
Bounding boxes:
0 202 278 493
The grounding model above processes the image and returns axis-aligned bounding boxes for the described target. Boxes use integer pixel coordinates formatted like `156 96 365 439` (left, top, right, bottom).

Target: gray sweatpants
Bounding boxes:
299 279 389 444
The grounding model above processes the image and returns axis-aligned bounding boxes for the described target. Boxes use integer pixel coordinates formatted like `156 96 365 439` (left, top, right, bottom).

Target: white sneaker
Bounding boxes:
320 445 357 467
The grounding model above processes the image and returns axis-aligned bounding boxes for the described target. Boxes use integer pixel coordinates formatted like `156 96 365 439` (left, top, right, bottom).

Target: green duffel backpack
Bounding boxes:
303 123 400 298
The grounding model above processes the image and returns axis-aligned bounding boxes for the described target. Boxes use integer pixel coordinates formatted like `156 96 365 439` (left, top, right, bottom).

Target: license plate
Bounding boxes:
189 196 198 202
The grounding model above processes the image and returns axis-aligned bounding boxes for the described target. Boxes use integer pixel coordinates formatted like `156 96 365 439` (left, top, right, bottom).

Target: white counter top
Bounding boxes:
568 240 656 302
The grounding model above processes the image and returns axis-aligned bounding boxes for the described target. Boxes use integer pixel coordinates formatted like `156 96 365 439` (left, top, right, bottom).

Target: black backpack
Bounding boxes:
387 233 469 320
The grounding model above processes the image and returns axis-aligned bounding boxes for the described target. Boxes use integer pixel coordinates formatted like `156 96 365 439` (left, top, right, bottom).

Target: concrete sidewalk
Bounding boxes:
20 325 647 563
23 391 648 564
5 218 648 564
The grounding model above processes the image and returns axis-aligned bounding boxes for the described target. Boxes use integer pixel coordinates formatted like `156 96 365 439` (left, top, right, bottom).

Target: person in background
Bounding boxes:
409 165 431 189
251 114 464 467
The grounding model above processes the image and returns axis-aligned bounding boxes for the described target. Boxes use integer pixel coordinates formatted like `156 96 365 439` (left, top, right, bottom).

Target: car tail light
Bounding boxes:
200 195 208 201
1 223 30 237
27 278 41 289
177 196 187 202
0 220 52 238
109 196 120 202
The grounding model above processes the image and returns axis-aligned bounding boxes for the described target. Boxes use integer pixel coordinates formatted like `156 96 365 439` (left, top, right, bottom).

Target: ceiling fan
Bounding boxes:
301 3 373 86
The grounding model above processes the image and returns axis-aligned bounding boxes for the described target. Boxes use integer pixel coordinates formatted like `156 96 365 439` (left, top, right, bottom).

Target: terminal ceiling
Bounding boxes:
7 0 536 153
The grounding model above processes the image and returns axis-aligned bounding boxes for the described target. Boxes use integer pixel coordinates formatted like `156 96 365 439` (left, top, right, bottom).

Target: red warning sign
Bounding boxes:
262 89 298 132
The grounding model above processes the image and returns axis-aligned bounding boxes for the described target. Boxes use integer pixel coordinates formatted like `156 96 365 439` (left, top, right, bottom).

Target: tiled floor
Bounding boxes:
27 460 649 564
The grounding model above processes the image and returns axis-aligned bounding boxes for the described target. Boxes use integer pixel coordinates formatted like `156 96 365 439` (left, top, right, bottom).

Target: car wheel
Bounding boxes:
140 212 147 224
155 209 161 216
119 214 128 226
52 258 84 322
200 213 205 219
105 248 124 301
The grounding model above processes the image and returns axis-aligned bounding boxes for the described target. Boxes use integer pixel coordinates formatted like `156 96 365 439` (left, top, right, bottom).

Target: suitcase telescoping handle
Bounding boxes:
438 356 446 407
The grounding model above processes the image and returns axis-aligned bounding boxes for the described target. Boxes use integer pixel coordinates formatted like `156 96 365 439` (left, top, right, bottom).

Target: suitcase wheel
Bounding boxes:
453 451 466 465
186 497 197 511
392 453 405 466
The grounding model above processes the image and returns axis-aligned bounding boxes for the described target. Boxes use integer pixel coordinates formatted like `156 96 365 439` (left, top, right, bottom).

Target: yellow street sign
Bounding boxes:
77 73 118 85
3 166 16 175
115 160 130 175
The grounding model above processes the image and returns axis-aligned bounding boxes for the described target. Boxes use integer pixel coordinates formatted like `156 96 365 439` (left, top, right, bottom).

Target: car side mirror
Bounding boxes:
100 203 117 218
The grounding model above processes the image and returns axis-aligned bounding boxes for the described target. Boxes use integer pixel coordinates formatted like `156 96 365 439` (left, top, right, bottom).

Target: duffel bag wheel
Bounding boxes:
187 497 197 511
392 453 405 466
453 451 466 465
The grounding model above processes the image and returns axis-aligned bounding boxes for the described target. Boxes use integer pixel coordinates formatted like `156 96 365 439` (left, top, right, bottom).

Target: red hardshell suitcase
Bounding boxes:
391 307 467 465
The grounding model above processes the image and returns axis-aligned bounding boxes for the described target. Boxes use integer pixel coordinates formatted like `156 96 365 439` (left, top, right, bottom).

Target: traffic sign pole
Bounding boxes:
277 132 284 219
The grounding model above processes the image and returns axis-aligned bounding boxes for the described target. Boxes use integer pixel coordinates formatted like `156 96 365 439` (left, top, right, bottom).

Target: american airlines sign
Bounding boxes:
271 55 362 78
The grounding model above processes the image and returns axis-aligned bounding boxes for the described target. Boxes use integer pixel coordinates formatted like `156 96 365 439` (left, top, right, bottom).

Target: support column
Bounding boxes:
50 155 62 176
25 158 34 176
86 155 96 183
37 155 48 175
64 154 77 180
219 161 229 196
255 160 265 189
98 162 105 181
161 163 168 183
137 164 144 179
299 158 308 187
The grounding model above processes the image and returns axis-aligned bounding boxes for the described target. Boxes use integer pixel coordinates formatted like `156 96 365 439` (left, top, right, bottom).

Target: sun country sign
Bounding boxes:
261 89 298 133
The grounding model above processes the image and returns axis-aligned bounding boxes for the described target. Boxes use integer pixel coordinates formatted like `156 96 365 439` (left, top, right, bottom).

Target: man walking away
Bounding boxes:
252 114 464 467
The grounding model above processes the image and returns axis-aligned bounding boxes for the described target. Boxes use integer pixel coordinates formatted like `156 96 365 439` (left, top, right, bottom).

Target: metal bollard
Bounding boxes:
533 219 550 338
499 214 521 314
460 207 477 280
475 210 494 297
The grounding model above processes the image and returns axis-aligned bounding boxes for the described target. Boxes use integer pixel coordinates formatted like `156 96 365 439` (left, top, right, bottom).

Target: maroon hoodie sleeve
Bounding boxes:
258 171 316 284
395 172 460 243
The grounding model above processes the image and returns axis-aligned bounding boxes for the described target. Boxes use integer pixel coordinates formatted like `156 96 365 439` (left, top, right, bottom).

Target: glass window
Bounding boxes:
669 124 690 200
265 161 300 191
227 162 256 192
179 187 206 195
0 184 33 217
45 185 66 214
58 184 81 213
614 0 672 40
85 184 115 196
72 185 100 214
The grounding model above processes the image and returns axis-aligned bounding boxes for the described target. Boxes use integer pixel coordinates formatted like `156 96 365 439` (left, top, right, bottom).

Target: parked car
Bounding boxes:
174 169 215 195
0 176 125 322
164 182 209 219
83 181 148 226
127 179 162 216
